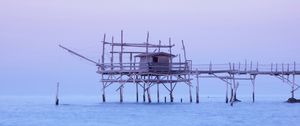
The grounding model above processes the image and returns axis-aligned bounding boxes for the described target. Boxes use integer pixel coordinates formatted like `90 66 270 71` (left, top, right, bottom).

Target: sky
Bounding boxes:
0 0 300 100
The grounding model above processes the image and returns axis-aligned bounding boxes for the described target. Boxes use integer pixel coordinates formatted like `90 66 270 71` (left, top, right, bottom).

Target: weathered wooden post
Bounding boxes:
170 76 174 103
292 62 296 98
143 81 146 102
55 82 59 106
251 75 256 103
182 40 192 103
102 34 106 102
196 69 200 104
147 75 152 103
111 36 114 70
225 78 229 103
120 30 124 70
134 75 138 102
119 75 123 103
157 76 160 103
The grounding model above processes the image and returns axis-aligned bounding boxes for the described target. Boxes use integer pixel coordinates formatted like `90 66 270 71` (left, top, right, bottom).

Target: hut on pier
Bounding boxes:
135 52 175 72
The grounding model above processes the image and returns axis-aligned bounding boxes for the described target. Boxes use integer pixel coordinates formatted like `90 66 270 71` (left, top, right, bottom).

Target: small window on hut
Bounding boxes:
153 57 159 63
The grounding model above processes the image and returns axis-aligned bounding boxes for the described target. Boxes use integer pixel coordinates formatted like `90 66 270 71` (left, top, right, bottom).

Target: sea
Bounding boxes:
0 95 299 126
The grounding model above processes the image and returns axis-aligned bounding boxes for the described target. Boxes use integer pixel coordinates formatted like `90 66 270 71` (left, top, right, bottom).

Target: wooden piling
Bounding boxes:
101 34 106 102
251 75 256 103
226 79 229 103
101 34 106 70
101 74 106 102
111 37 114 70
135 75 138 102
120 75 123 103
147 87 151 103
147 75 152 103
143 82 146 102
196 69 199 104
157 77 160 103
120 85 123 103
169 75 174 102
55 82 59 106
102 81 106 102
120 30 124 70
189 85 192 103
292 62 296 98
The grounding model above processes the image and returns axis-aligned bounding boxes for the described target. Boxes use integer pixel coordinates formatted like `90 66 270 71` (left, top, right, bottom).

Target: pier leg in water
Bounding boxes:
135 76 138 103
230 87 233 102
170 83 174 102
102 80 106 103
147 88 151 103
147 75 152 103
229 80 234 106
147 85 152 103
157 83 160 103
169 75 174 102
120 86 123 103
164 96 167 103
143 83 146 102
55 82 59 106
233 82 241 102
136 83 139 103
170 92 173 102
189 85 192 103
196 71 200 104
225 81 228 103
251 75 256 103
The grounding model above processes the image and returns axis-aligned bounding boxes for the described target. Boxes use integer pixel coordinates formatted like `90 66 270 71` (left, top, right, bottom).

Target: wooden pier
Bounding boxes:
59 31 300 105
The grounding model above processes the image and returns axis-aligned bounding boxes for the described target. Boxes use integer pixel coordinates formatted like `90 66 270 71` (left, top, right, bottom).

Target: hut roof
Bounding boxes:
135 52 175 57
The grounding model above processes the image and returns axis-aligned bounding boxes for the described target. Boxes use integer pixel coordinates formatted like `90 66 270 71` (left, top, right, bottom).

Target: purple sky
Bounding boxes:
1 0 300 100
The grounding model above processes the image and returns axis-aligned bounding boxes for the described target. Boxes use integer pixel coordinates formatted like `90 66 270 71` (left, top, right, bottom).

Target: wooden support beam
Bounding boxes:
146 32 149 54
181 40 187 62
120 86 123 103
158 40 161 52
250 61 253 71
147 75 152 103
103 41 174 48
111 37 114 70
230 77 235 106
226 80 229 103
234 82 239 101
130 53 133 70
143 76 146 102
196 69 199 103
102 75 106 102
169 38 173 72
189 84 192 103
244 60 247 71
157 76 160 103
164 96 167 103
292 62 296 98
120 74 123 103
230 84 233 103
135 75 138 102
170 76 174 102
55 82 59 106
101 34 106 70
120 30 124 70
134 56 136 70
251 75 256 103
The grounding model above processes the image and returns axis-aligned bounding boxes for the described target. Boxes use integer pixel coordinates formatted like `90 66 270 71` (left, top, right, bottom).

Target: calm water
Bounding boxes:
0 95 299 126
